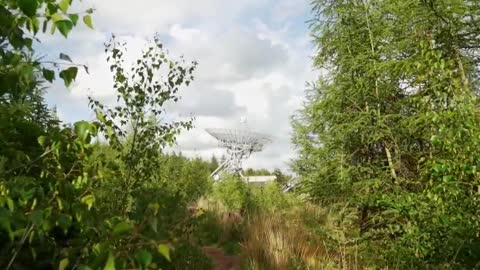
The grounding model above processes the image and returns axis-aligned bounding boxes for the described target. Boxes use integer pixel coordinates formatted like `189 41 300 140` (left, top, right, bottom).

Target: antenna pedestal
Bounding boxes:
205 128 272 180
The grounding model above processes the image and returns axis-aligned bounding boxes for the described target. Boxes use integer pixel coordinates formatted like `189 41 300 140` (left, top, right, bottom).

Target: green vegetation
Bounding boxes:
2 0 480 269
293 0 480 268
0 1 215 268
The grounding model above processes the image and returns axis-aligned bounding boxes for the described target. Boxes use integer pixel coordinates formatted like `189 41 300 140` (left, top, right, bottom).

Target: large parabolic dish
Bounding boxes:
205 127 273 179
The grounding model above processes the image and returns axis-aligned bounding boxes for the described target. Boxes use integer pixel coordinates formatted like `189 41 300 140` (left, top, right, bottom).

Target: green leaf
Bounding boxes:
19 64 34 85
18 0 38 17
37 135 46 146
30 210 44 226
55 20 73 38
6 198 14 211
59 66 78 87
74 120 91 139
42 68 55 82
51 13 63 23
96 110 106 122
28 17 40 34
149 218 158 233
80 194 94 210
59 258 69 270
104 252 115 270
59 0 70 13
135 250 152 269
57 214 72 232
8 30 24 49
83 15 93 29
157 244 171 262
12 228 26 238
0 217 12 241
113 221 133 235
69 14 79 25
46 3 58 15
59 53 73 62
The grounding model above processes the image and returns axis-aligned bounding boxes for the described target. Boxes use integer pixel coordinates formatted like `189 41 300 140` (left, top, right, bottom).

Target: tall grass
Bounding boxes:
241 203 359 270
196 183 362 269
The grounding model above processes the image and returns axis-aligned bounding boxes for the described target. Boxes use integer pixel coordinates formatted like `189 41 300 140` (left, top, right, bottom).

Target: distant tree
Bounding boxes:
219 154 226 164
273 168 288 187
209 154 219 173
244 168 255 176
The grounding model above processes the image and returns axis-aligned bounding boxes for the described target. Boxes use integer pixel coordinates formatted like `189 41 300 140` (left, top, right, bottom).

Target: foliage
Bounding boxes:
250 182 289 212
272 168 292 187
0 1 97 269
89 36 196 215
81 36 198 268
243 168 271 176
0 6 202 265
294 0 480 268
159 242 213 270
243 211 327 270
157 154 213 203
0 0 91 90
204 180 353 269
212 174 253 211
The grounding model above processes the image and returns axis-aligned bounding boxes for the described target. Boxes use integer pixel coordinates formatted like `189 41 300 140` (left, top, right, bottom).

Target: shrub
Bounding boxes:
158 242 213 270
250 182 289 212
212 174 253 211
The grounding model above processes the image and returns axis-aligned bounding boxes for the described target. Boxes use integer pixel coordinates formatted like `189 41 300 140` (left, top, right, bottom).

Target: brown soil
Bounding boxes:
202 246 241 270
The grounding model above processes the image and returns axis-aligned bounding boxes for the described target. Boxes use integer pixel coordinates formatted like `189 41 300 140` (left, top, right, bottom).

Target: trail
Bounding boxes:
202 246 241 270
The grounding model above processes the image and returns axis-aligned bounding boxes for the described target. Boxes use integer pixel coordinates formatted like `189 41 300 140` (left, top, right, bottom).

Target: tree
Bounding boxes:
294 0 480 267
90 36 196 215
209 154 219 173
0 1 96 268
273 168 289 187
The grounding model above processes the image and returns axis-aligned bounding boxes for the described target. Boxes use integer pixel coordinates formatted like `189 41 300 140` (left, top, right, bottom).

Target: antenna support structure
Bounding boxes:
205 125 272 180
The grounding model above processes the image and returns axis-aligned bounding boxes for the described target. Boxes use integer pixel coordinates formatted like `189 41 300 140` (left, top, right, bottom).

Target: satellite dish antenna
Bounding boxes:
206 122 272 180
240 116 247 124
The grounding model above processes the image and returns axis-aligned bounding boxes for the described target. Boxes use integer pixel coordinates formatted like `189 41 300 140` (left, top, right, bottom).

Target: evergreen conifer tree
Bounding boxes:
294 0 480 267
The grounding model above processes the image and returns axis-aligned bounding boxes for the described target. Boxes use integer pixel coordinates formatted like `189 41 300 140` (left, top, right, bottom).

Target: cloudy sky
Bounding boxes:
39 0 316 172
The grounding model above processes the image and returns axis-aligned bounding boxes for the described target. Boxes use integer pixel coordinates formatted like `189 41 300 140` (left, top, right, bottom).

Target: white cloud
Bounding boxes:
43 0 315 172
87 0 271 35
169 24 208 43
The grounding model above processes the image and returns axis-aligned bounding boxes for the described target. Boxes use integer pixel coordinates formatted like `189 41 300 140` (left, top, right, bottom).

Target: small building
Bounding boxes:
242 175 276 185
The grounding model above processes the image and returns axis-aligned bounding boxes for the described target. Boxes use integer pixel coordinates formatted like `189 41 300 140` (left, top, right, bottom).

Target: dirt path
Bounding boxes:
202 246 241 270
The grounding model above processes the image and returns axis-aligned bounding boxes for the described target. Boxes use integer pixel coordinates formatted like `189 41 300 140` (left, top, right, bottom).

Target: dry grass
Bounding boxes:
242 203 359 270
195 197 361 270
242 213 323 269
195 198 244 245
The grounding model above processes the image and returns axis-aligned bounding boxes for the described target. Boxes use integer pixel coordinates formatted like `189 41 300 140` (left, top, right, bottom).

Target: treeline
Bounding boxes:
293 0 480 268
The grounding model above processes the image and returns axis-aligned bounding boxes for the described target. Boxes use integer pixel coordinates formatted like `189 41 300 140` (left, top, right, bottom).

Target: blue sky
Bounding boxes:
39 0 316 171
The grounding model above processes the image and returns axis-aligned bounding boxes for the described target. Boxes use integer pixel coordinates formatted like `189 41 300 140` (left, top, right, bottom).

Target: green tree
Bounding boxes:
273 168 289 187
91 36 196 216
213 174 252 211
294 0 480 268
209 154 219 173
0 1 95 268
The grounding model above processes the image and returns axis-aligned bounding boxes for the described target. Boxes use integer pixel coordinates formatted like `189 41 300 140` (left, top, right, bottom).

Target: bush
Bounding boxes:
250 182 289 212
158 242 213 270
192 210 223 245
212 174 253 211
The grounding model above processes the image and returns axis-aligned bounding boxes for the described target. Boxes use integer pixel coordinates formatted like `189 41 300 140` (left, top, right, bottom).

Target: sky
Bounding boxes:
40 0 317 172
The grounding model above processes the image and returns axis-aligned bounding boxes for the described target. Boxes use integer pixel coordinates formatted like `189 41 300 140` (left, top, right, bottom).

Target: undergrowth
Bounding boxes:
194 177 363 270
